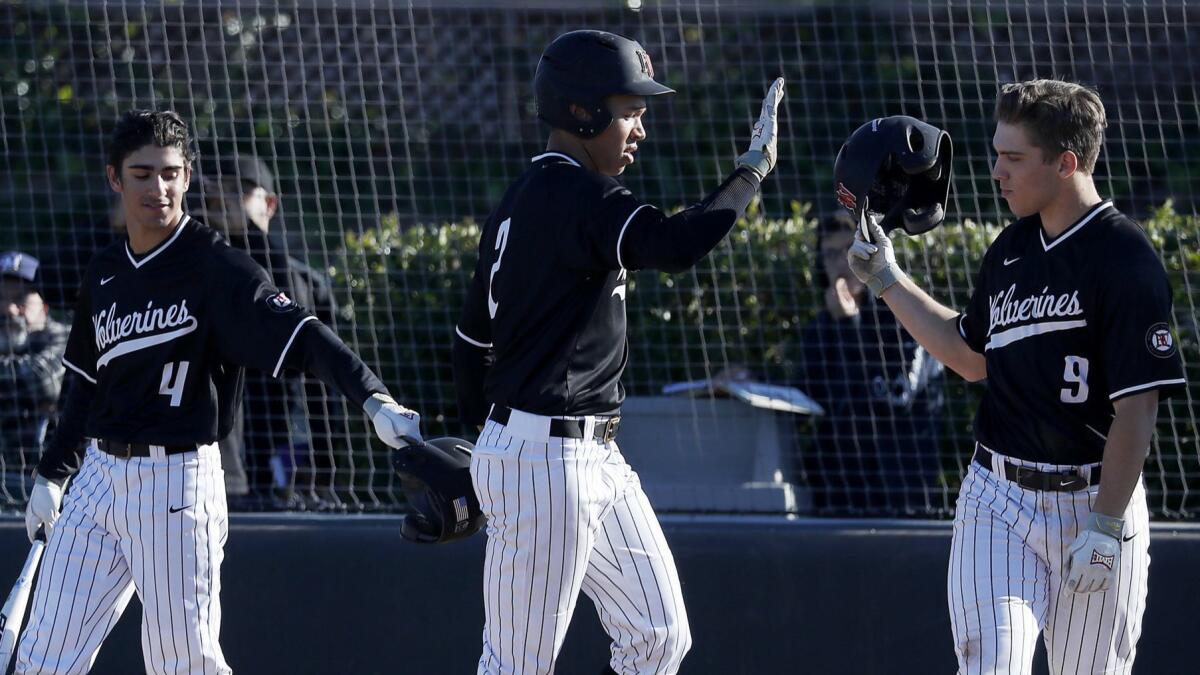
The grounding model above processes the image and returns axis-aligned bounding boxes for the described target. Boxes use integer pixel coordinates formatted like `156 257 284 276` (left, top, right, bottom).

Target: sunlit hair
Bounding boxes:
995 79 1106 174
107 109 196 172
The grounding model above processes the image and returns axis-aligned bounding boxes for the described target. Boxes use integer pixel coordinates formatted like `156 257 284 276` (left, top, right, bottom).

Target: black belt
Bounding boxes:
488 406 621 443
97 439 196 459
973 444 1100 492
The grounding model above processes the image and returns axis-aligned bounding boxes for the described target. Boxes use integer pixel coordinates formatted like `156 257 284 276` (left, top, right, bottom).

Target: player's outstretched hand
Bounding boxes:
735 77 785 179
365 393 423 449
1064 512 1123 594
25 474 64 543
847 214 906 297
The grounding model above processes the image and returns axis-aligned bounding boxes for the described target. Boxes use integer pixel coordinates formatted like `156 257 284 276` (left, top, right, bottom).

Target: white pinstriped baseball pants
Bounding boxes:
16 443 231 675
949 447 1150 675
471 410 691 675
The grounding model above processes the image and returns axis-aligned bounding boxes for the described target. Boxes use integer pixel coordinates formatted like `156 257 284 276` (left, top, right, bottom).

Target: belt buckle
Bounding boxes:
1013 465 1037 487
601 417 620 443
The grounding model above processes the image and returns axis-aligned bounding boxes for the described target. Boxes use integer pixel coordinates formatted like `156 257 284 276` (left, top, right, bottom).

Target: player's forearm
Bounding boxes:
284 321 389 409
1093 390 1159 517
622 167 761 273
452 338 491 427
881 276 986 382
37 373 94 483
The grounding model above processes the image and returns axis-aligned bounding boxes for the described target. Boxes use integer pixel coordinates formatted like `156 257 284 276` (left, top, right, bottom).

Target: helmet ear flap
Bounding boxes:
903 203 945 235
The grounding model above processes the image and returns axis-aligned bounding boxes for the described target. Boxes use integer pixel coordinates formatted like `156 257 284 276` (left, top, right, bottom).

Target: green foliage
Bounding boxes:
342 205 1200 514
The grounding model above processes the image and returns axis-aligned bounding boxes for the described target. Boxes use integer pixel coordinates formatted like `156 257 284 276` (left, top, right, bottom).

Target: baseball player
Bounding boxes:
19 109 423 674
452 30 783 674
844 80 1185 673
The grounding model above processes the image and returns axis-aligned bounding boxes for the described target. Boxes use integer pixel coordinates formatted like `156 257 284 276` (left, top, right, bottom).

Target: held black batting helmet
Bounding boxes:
834 116 953 238
534 30 674 138
391 437 485 544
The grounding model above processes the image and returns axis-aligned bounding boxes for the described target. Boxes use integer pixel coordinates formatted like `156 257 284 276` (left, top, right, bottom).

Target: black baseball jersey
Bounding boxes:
61 215 316 445
453 152 761 422
455 152 640 416
957 201 1186 464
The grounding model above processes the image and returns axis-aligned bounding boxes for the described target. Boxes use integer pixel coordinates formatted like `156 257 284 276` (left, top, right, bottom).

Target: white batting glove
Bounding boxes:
847 214 906 297
364 393 422 449
1064 512 1123 594
735 77 785 179
25 474 65 543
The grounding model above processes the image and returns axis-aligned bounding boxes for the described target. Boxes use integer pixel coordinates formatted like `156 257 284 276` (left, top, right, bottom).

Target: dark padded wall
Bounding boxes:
0 518 1194 674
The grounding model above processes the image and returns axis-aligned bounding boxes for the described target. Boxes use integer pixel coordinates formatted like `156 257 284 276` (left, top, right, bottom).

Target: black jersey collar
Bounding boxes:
531 151 582 167
124 213 191 269
1039 200 1112 252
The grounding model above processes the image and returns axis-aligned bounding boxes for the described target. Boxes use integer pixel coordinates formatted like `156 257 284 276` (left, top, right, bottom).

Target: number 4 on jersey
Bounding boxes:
159 361 190 407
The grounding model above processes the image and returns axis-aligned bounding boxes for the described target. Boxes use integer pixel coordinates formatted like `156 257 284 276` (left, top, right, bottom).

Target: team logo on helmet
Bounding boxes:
836 182 857 210
266 292 295 312
1089 549 1115 570
636 49 654 77
1145 323 1177 358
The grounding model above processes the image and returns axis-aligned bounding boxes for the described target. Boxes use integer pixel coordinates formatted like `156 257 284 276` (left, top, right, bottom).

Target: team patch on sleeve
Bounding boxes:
1145 322 1177 358
266 292 296 313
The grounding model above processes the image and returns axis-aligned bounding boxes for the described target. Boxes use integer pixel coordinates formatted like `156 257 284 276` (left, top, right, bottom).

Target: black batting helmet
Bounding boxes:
392 437 485 544
834 116 953 238
534 30 674 138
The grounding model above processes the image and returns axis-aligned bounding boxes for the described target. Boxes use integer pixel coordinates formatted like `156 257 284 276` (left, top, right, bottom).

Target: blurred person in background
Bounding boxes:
0 251 67 501
204 155 341 510
38 198 125 308
791 212 945 515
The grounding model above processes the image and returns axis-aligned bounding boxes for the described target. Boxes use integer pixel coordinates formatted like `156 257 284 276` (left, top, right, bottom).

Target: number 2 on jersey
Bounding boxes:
159 361 190 407
487 217 511 319
1060 356 1089 403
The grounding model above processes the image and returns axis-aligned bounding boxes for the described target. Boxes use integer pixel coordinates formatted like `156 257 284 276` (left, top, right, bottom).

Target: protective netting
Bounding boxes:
1 0 1196 516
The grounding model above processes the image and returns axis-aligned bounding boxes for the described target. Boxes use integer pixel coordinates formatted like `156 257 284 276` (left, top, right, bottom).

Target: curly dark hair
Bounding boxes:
107 109 196 172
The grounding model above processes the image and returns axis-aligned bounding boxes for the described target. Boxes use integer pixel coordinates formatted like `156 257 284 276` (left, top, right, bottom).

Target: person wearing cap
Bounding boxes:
0 252 68 500
204 155 341 509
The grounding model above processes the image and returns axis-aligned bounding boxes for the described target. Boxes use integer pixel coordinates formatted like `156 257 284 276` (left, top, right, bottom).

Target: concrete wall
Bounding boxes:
0 517 1195 674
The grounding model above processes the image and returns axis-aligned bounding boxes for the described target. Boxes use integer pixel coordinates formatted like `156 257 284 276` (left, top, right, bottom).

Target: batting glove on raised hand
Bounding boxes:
26 473 64 543
847 214 906 297
1064 512 1123 594
365 393 422 449
736 77 785 180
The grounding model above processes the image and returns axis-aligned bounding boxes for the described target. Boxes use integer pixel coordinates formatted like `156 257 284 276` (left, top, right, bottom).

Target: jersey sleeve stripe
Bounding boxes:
956 314 969 340
455 325 492 349
62 357 97 384
1108 377 1187 401
616 204 651 270
272 316 318 378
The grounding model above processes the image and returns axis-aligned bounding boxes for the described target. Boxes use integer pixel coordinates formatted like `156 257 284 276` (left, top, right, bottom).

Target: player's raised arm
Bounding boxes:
834 116 986 382
848 216 986 381
613 78 785 273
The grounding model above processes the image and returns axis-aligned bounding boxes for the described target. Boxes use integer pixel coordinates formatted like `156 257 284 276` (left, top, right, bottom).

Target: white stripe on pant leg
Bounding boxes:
475 428 614 675
16 450 136 675
1052 482 1149 675
124 449 231 675
475 428 519 674
948 465 987 674
949 464 1043 675
584 460 690 675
